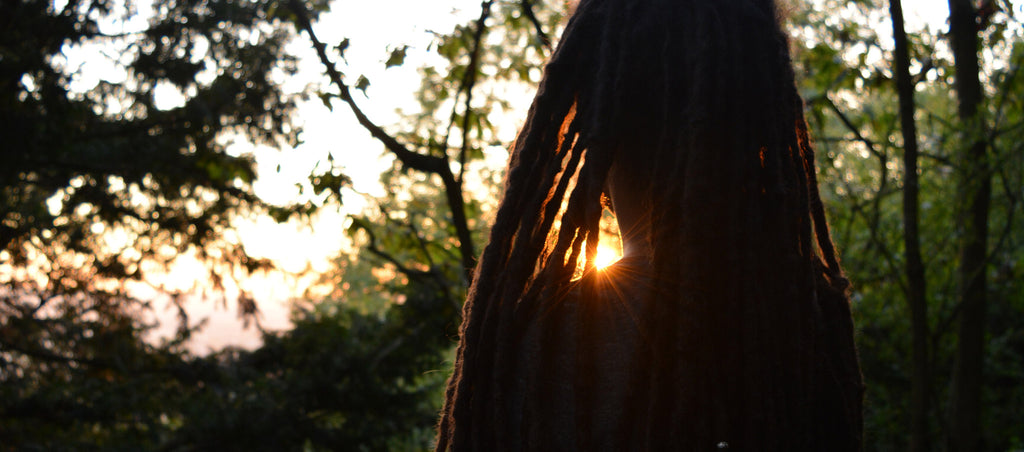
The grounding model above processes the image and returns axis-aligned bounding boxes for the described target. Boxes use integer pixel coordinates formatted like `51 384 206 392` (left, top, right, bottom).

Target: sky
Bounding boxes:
127 0 1007 352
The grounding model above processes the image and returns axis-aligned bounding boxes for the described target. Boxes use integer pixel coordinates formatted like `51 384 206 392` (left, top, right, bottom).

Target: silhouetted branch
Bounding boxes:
521 0 553 50
289 0 478 281
458 0 494 186
823 95 884 161
357 222 431 280
288 0 445 174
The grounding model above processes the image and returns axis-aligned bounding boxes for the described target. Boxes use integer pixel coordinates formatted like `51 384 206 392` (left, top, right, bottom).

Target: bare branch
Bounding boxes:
822 95 884 161
522 0 553 51
458 0 495 186
287 0 446 175
356 221 432 281
289 0 478 280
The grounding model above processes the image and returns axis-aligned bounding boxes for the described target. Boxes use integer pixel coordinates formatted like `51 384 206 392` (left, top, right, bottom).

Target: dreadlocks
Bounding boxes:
436 0 864 450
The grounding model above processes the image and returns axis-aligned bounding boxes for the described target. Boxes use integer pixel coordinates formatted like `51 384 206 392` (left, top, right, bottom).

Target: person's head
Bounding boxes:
472 0 842 282
438 0 851 448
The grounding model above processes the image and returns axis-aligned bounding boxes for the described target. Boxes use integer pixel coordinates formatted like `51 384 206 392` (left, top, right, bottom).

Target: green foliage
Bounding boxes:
0 289 452 451
1 289 194 450
0 0 342 448
355 75 371 95
792 2 1024 449
166 288 454 451
386 46 410 69
315 0 567 312
1 0 565 449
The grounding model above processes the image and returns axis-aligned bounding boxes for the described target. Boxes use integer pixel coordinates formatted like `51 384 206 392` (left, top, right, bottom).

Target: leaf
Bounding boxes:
385 46 408 69
355 75 370 96
269 206 293 223
310 172 352 197
318 92 334 111
336 38 351 60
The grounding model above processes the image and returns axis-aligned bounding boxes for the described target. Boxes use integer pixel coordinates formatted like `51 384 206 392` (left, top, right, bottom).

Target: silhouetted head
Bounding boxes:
437 0 856 449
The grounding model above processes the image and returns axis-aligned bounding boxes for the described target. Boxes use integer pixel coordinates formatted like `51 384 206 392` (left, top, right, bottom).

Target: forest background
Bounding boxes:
1 0 1022 450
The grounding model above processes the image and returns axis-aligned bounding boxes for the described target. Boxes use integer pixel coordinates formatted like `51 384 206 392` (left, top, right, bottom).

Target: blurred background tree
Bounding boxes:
790 0 1024 450
0 0 336 448
1 0 1022 450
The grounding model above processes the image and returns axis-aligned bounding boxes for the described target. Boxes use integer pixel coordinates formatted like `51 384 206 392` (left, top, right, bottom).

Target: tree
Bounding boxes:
0 0 320 282
946 0 992 450
286 0 566 339
1 0 326 447
888 0 930 449
791 0 1024 449
2 0 567 448
160 287 455 451
0 0 332 328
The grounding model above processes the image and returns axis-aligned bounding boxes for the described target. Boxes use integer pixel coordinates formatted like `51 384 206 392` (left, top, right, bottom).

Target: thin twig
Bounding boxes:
457 1 495 186
521 0 553 51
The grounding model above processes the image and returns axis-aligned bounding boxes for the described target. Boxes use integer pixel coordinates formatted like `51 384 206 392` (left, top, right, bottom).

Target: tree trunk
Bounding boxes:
888 1 930 450
946 1 991 451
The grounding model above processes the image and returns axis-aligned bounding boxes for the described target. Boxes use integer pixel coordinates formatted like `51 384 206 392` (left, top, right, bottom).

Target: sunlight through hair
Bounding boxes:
593 242 621 269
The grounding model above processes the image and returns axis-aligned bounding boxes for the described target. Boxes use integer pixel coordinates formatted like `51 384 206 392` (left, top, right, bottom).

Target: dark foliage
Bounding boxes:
163 280 455 451
0 0 312 275
0 287 452 451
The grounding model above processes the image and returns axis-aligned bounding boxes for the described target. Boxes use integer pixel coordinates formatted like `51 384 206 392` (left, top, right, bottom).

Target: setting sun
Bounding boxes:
594 243 622 270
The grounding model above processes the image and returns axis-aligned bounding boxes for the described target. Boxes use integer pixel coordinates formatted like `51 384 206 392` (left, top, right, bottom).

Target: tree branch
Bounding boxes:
822 95 884 161
288 0 446 175
457 0 494 186
521 0 553 51
289 0 477 281
890 1 930 449
357 220 432 281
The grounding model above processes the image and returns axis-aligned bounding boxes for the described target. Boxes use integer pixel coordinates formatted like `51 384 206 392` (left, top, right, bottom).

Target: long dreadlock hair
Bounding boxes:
436 0 864 450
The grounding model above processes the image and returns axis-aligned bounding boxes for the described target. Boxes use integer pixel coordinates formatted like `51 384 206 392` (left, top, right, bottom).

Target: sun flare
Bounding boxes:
594 243 622 270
